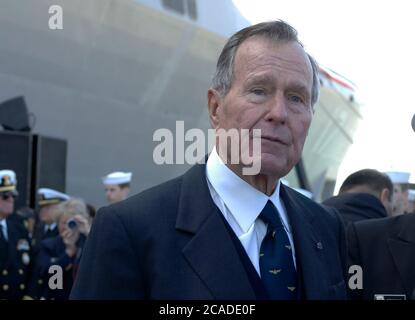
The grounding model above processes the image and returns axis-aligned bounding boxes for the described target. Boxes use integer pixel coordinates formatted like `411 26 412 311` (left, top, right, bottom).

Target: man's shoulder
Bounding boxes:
7 218 29 236
126 174 183 207
354 212 415 237
96 164 205 229
104 174 181 216
283 185 340 221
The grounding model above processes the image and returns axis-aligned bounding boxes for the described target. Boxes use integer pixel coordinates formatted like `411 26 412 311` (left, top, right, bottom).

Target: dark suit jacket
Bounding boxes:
348 213 415 299
70 164 348 300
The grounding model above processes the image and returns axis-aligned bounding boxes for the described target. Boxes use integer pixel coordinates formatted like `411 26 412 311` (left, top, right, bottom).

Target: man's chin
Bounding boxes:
258 157 291 178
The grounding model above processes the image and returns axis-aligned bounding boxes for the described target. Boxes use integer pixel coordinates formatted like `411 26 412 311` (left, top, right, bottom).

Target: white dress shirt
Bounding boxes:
0 218 8 241
206 147 296 276
44 222 57 234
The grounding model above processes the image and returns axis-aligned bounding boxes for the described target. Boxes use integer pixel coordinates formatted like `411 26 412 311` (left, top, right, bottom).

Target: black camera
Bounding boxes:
67 219 78 229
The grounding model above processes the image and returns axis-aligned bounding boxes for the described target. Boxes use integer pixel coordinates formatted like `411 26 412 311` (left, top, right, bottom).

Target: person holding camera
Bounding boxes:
26 198 90 300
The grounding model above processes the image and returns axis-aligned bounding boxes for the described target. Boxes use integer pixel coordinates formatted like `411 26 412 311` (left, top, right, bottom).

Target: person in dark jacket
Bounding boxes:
348 213 415 300
323 169 393 226
28 198 90 300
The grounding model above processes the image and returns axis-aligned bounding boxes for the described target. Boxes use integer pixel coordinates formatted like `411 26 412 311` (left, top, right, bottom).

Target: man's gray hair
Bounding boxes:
212 20 320 106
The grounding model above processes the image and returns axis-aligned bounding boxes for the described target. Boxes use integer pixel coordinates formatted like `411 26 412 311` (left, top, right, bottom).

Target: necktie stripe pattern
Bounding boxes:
259 200 298 300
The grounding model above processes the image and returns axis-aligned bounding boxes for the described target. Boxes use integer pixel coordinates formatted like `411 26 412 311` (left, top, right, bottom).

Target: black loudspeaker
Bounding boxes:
0 131 33 209
0 131 66 209
32 135 67 206
0 96 30 131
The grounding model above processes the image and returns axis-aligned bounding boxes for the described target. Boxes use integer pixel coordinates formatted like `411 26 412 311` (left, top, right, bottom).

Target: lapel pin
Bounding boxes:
316 242 323 250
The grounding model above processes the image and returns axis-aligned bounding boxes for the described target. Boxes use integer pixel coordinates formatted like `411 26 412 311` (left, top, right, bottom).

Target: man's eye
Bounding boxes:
288 94 303 103
251 88 266 95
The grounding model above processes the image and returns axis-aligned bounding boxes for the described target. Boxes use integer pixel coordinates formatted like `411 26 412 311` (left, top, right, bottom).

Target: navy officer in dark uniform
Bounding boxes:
32 188 70 255
0 169 31 300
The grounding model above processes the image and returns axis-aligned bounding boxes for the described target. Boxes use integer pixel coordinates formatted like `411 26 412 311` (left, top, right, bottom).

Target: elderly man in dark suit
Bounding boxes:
71 20 348 300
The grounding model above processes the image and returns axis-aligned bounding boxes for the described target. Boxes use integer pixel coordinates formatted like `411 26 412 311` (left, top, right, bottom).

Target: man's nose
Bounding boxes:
264 93 288 123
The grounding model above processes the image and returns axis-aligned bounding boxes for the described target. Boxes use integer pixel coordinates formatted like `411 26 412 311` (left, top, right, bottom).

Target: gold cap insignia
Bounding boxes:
3 175 11 186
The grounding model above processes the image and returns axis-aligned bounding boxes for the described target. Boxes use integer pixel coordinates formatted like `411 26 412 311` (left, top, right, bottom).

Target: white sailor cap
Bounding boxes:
102 171 132 185
0 169 17 193
38 188 70 207
384 171 411 184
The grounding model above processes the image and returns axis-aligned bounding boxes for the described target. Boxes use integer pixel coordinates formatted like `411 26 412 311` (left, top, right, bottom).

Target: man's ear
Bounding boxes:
380 188 391 204
207 88 222 129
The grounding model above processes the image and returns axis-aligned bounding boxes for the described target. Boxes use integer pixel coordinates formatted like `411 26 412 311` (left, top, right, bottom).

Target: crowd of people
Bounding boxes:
0 169 132 299
1 165 414 300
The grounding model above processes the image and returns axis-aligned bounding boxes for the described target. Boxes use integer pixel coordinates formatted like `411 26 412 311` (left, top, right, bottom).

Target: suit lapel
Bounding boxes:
175 164 256 299
388 215 415 296
280 185 329 299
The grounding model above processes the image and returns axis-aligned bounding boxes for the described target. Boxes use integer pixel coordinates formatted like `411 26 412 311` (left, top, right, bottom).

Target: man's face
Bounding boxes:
382 193 394 217
209 37 314 178
39 203 58 224
391 184 408 215
0 192 15 218
105 184 129 204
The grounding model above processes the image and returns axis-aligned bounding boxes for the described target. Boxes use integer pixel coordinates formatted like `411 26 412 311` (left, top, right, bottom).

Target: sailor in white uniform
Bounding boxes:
102 171 132 204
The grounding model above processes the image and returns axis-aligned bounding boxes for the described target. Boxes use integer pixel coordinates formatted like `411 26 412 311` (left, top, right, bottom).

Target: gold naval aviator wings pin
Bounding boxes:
269 269 282 275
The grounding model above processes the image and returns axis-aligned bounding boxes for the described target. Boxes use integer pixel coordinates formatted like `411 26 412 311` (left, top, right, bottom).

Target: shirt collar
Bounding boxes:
44 222 57 232
0 219 6 228
206 147 282 233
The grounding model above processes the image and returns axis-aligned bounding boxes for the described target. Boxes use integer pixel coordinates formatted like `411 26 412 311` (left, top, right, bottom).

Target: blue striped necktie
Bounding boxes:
259 200 298 299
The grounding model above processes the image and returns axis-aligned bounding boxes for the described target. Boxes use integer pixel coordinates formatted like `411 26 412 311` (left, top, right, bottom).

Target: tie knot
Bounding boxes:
259 200 284 229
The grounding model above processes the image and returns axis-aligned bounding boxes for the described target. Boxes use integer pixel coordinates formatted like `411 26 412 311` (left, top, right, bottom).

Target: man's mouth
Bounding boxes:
260 135 289 146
